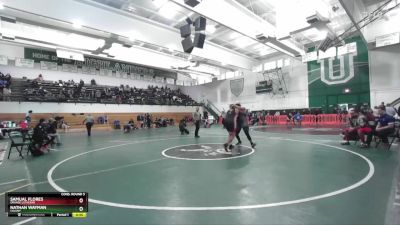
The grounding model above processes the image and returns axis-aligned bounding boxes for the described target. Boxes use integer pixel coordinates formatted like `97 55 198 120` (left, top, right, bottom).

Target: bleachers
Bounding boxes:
10 77 200 106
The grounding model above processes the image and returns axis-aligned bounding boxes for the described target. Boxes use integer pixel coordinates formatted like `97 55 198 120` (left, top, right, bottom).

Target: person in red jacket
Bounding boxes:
357 109 374 148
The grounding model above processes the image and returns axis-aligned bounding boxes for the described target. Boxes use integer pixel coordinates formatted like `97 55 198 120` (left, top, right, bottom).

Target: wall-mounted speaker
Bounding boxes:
179 23 191 38
194 33 206 48
184 0 201 7
194 16 206 31
181 36 194 53
185 17 193 24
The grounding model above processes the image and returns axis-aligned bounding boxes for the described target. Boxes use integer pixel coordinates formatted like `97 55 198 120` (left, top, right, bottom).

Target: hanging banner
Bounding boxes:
99 69 109 76
15 58 34 68
62 64 78 73
40 61 58 71
155 77 164 83
166 78 175 84
230 78 244 97
24 48 177 79
376 32 400 48
82 66 96 75
0 55 8 65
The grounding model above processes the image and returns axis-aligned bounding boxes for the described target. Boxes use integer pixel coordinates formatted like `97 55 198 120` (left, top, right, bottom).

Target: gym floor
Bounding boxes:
0 125 398 225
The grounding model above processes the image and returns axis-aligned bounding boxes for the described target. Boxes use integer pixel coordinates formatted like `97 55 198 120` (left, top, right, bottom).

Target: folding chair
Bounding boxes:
8 131 31 159
388 127 400 149
23 130 34 156
22 130 33 141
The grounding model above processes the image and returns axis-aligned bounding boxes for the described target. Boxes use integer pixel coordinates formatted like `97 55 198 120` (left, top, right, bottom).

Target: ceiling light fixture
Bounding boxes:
206 25 216 34
159 2 179 19
235 36 253 48
72 20 83 29
127 6 136 12
229 32 240 40
266 43 296 57
152 0 167 8
258 48 271 56
184 0 201 7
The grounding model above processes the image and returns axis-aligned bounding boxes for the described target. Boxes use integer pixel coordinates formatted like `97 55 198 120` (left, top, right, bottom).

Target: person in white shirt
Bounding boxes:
82 114 95 136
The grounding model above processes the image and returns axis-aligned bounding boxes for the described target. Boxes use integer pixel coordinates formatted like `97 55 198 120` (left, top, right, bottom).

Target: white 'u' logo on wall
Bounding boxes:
318 52 357 85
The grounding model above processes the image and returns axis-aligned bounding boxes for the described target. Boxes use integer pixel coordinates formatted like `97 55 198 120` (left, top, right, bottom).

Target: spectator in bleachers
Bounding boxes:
0 73 11 101
36 74 44 82
95 89 102 103
375 106 395 145
18 76 199 106
2 86 11 101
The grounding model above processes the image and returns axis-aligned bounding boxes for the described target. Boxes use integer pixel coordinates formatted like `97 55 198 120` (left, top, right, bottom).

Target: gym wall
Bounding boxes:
0 43 177 89
307 36 370 113
182 56 308 111
369 43 400 107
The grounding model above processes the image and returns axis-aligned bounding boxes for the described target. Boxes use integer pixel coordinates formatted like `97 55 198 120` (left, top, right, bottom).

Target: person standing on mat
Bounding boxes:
83 114 94 136
25 110 33 127
236 106 256 148
193 107 201 138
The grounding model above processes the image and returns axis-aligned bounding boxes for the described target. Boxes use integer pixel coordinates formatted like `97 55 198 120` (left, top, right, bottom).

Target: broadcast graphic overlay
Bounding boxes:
6 192 88 218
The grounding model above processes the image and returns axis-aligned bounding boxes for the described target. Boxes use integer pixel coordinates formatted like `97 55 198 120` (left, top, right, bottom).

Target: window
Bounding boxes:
225 72 235 79
264 61 276 70
284 58 290 67
277 59 283 68
252 64 262 72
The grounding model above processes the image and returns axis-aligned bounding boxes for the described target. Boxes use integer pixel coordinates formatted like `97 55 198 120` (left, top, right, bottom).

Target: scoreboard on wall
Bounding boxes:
6 192 88 218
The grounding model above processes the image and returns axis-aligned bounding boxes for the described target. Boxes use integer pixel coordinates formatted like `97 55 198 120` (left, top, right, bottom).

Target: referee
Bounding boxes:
82 114 94 137
193 107 201 138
